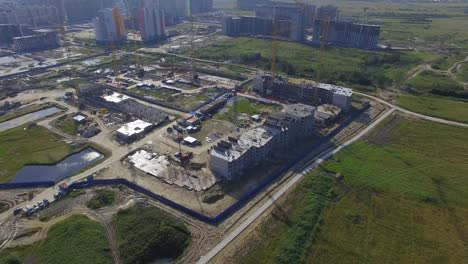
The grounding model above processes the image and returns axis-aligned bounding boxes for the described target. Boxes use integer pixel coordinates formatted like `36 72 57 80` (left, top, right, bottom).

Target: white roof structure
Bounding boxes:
128 150 169 178
73 115 86 122
211 127 278 162
117 120 152 137
316 83 353 97
102 92 129 103
184 136 198 144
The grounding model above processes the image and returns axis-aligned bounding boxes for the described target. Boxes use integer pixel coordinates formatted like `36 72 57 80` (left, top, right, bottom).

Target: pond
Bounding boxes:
0 107 62 132
10 148 104 183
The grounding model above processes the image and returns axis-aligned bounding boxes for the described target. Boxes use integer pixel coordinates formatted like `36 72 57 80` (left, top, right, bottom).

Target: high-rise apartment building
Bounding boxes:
138 4 166 43
94 7 126 44
313 20 380 50
13 29 59 52
189 0 213 14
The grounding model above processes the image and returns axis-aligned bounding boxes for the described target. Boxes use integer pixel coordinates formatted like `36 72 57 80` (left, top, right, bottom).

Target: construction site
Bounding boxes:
0 1 398 263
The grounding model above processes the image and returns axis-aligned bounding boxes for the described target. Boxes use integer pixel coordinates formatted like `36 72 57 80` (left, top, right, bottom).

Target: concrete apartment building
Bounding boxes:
0 4 59 27
13 29 59 52
313 20 380 50
237 0 271 11
253 74 353 111
316 5 340 21
190 0 213 14
94 7 126 44
0 24 33 46
223 16 294 40
255 1 316 27
137 4 166 44
210 126 279 180
210 104 316 180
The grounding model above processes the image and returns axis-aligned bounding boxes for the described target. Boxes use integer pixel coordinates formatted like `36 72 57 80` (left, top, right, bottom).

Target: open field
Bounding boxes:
240 174 334 264
54 115 79 135
194 37 437 90
86 189 117 210
113 206 191 264
456 63 468 82
0 125 82 183
0 215 111 264
404 70 463 93
231 114 468 263
398 94 468 123
306 115 468 263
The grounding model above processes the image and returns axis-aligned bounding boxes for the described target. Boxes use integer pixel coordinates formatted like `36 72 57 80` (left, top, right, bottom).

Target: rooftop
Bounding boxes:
73 115 86 122
211 127 278 162
102 92 129 103
128 150 169 178
117 119 152 137
316 83 353 97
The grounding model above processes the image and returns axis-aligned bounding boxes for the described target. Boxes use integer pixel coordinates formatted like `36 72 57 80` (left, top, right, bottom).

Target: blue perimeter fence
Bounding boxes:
0 104 370 224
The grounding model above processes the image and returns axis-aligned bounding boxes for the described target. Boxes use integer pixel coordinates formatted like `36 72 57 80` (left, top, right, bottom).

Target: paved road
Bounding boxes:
355 92 468 128
197 108 396 264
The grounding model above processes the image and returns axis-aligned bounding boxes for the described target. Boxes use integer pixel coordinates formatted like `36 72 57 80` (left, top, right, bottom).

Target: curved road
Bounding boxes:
355 92 468 128
197 108 397 264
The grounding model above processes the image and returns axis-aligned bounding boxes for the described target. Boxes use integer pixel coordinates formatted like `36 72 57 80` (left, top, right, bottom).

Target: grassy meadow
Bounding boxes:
234 114 468 263
0 215 111 264
86 189 117 210
0 125 82 183
404 70 463 93
194 37 437 91
113 207 191 264
398 95 468 123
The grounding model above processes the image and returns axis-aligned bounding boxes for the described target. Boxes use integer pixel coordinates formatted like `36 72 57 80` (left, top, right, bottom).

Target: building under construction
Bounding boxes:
253 74 353 111
313 20 380 50
315 5 340 22
210 104 316 180
137 4 166 44
79 87 169 125
13 29 59 53
255 1 316 27
223 16 298 41
237 0 270 11
94 7 126 44
0 24 33 46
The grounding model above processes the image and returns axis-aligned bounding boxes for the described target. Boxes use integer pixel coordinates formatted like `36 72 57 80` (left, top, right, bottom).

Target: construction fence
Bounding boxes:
0 104 370 224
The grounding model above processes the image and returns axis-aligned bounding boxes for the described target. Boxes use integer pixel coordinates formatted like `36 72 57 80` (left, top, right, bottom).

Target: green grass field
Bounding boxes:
195 37 437 90
113 207 191 264
456 63 468 82
0 215 111 264
404 71 463 93
307 116 468 263
0 125 82 183
241 174 334 264
87 189 117 210
54 115 79 135
398 94 468 123
237 115 468 263
214 98 282 123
